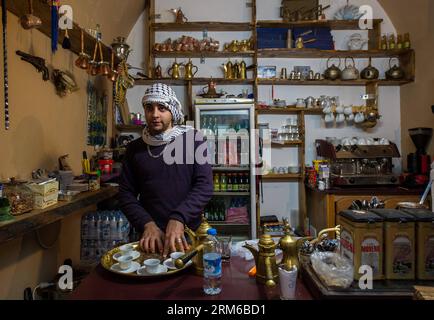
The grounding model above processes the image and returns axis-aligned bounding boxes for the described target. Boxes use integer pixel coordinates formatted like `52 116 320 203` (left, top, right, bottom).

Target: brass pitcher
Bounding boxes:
168 60 182 79
174 216 212 275
232 60 240 79
238 60 247 80
243 235 279 288
154 63 162 79
222 60 234 79
278 219 311 271
184 59 198 80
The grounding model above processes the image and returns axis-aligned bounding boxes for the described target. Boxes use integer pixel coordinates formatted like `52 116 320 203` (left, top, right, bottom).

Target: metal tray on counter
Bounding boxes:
101 242 193 278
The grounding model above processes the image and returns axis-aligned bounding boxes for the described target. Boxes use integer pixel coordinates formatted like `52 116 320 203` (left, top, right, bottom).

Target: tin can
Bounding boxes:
338 210 384 280
401 208 434 280
371 209 416 280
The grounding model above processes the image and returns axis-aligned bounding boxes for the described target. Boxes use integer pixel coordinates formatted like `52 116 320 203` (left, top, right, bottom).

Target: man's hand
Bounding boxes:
163 219 189 257
140 222 165 254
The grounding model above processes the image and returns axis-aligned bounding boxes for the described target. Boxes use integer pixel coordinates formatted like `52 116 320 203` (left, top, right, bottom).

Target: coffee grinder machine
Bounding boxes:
407 127 433 186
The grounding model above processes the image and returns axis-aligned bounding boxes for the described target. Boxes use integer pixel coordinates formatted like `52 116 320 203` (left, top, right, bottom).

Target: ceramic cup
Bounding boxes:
170 252 184 265
323 106 332 114
358 137 367 145
143 259 161 274
342 137 351 146
344 106 353 115
119 244 134 256
335 106 344 114
118 254 134 270
366 137 374 145
324 113 335 124
336 113 346 124
380 138 390 145
354 112 365 124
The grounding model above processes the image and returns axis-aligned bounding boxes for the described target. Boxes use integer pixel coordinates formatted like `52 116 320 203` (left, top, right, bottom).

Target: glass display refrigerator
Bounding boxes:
194 98 257 240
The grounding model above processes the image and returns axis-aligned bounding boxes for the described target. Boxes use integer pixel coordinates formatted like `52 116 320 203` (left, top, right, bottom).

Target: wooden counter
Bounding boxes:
306 186 424 234
0 186 118 244
70 256 312 300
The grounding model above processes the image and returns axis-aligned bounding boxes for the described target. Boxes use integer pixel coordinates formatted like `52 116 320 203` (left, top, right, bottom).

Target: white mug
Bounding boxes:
336 113 345 123
335 106 344 114
354 112 365 123
324 113 335 124
344 106 353 115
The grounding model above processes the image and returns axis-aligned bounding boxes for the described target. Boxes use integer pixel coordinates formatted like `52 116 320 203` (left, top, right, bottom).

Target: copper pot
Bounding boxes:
87 41 100 76
98 42 111 76
107 50 118 82
75 29 90 70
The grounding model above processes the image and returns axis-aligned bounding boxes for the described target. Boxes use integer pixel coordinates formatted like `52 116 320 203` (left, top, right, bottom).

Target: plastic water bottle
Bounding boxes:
109 212 118 241
102 213 111 240
203 228 222 295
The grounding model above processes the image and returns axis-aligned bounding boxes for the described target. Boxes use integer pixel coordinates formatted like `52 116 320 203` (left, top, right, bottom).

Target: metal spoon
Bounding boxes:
419 179 433 206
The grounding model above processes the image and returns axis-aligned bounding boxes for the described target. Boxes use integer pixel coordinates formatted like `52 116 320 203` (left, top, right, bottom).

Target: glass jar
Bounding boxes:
3 178 34 215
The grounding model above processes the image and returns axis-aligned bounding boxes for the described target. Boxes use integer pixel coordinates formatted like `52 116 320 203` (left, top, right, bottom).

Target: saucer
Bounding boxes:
113 250 141 262
163 258 192 270
137 264 168 275
110 261 141 274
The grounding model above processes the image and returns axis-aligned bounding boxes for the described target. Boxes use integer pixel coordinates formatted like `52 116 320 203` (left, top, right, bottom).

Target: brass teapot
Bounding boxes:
243 235 279 288
184 59 198 80
238 60 247 80
174 216 212 275
168 59 183 79
324 57 341 80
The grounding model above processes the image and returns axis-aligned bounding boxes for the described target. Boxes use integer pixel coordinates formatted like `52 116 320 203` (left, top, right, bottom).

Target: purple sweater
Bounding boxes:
117 130 213 233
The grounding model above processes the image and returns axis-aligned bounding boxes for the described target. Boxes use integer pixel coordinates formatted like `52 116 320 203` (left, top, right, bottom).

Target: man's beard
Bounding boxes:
148 121 172 136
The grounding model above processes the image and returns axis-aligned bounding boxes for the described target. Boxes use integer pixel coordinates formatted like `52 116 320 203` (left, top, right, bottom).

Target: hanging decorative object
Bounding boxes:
2 0 9 130
52 69 79 97
51 0 60 53
20 0 42 30
114 60 134 107
86 81 107 147
62 28 71 49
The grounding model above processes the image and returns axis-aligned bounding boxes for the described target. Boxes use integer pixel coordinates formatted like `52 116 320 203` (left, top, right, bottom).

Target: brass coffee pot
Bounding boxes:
243 235 279 288
168 59 183 79
175 216 212 275
184 59 198 79
278 219 310 271
222 60 234 79
238 60 247 80
154 63 162 79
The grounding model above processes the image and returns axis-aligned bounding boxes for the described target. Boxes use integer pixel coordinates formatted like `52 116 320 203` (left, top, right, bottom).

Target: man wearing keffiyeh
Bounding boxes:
118 83 213 258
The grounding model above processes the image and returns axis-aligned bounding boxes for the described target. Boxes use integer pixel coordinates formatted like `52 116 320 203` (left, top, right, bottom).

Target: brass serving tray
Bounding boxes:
101 242 193 277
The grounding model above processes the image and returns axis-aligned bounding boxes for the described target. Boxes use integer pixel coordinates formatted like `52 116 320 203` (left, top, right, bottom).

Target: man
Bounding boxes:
118 83 213 257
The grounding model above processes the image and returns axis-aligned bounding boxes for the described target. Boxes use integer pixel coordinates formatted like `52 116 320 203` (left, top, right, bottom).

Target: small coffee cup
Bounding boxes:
336 113 345 124
119 244 134 256
324 113 335 124
118 255 134 270
346 113 355 122
335 106 344 114
354 112 365 124
144 258 161 274
170 252 184 265
380 138 390 145
344 106 353 115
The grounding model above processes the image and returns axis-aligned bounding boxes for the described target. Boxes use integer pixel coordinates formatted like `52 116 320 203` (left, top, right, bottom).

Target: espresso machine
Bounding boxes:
316 139 401 186
407 127 433 185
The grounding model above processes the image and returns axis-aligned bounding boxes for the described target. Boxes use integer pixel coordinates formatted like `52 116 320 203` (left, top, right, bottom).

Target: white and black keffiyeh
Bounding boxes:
141 83 193 146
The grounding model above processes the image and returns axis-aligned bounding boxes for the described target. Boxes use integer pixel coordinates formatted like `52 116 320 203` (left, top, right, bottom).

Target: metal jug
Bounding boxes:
341 57 359 80
360 57 379 80
168 60 183 79
324 57 341 80
184 59 198 79
174 216 212 275
232 61 240 79
153 63 162 79
243 234 279 288
238 60 247 80
111 37 132 61
222 60 234 79
386 57 405 80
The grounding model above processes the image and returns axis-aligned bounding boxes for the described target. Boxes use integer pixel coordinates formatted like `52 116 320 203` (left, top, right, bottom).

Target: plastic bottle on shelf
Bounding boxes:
203 228 222 295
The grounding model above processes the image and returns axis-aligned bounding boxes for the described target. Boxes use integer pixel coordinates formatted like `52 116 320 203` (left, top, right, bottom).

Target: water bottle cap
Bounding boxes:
207 228 217 236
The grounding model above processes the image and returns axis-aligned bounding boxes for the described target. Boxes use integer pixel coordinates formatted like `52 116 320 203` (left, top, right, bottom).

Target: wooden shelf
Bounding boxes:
262 174 302 181
257 79 414 86
134 78 254 86
0 187 118 244
256 107 323 115
256 19 383 30
134 78 187 86
152 22 253 31
193 78 254 85
153 51 255 58
271 140 303 147
257 48 414 59
214 192 251 196
212 166 250 172
116 125 144 132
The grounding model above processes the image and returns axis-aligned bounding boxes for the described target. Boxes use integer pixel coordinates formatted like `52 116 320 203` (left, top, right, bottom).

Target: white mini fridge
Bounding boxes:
194 98 257 240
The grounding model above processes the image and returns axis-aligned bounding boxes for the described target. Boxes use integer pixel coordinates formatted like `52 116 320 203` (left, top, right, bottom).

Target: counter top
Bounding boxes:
70 257 312 300
0 186 118 244
307 186 424 196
